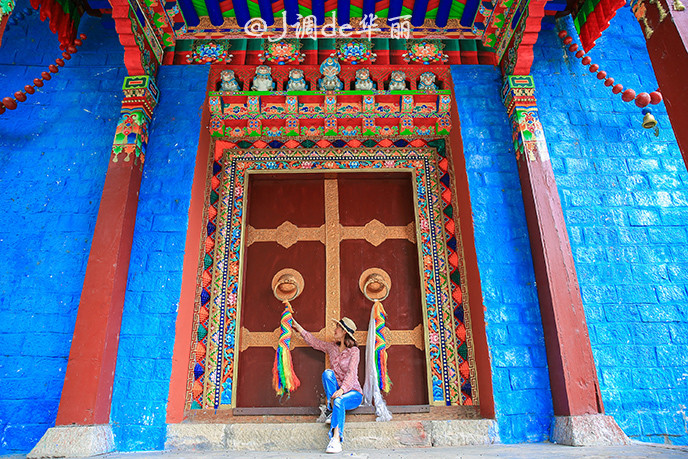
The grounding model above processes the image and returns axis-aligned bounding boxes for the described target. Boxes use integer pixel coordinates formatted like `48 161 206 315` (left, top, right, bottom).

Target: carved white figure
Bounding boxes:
251 65 275 91
418 72 438 91
286 68 308 91
220 70 241 91
388 71 407 90
318 57 344 91
354 68 376 91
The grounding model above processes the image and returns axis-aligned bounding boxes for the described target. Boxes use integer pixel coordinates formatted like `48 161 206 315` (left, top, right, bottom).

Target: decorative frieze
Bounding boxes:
111 75 159 165
501 75 549 162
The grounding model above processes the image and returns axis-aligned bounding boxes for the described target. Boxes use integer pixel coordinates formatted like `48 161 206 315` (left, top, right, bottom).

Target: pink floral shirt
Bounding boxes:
301 329 363 394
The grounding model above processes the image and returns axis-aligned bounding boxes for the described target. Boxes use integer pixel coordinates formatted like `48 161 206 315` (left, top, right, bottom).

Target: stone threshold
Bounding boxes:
184 405 481 424
165 419 500 451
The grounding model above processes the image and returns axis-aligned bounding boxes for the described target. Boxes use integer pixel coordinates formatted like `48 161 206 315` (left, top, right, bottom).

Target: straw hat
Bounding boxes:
271 268 304 301
331 317 358 342
359 268 391 301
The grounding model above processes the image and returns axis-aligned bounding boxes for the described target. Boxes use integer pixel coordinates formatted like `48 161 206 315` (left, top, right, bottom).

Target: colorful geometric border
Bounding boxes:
186 137 476 410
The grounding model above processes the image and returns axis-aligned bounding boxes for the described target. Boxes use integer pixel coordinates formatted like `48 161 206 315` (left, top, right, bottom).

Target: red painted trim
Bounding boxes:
0 15 9 47
449 82 495 418
166 71 214 423
643 0 688 168
56 161 143 425
517 158 603 416
111 0 145 75
510 0 547 75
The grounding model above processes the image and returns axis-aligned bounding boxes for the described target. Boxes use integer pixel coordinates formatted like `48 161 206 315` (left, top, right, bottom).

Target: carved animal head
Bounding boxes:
420 72 436 85
390 71 406 82
220 70 235 81
255 65 272 78
320 57 341 77
355 68 370 80
289 68 304 80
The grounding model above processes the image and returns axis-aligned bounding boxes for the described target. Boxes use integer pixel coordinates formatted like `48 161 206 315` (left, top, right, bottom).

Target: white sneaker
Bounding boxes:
325 436 342 454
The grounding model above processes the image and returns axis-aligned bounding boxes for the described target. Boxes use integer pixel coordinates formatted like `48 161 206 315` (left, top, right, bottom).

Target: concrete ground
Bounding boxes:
4 441 688 459
94 442 688 459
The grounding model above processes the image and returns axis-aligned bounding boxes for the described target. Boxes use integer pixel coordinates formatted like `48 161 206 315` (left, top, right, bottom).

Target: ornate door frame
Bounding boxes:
185 137 478 411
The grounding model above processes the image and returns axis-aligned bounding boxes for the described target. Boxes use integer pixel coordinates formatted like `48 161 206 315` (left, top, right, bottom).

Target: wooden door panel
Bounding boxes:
240 241 326 332
338 173 415 227
236 347 325 407
247 174 325 228
339 239 423 331
237 172 427 409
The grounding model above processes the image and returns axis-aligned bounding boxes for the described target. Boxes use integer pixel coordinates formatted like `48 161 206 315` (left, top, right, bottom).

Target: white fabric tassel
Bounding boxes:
362 307 392 422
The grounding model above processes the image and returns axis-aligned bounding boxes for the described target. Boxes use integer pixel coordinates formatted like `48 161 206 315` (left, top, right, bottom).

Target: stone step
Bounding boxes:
166 419 500 452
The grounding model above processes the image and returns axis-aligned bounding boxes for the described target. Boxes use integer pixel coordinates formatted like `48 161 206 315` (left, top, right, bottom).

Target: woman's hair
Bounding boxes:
341 333 357 348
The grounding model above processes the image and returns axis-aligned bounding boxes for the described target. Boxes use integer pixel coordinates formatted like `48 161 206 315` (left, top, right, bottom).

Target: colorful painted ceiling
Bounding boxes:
116 0 573 74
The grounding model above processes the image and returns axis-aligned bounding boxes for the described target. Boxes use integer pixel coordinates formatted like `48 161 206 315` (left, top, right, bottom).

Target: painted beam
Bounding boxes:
258 0 274 26
56 75 159 426
338 0 350 26
460 0 479 27
387 0 402 24
284 0 299 24
435 0 453 27
312 0 325 24
411 0 430 26
176 0 200 26
501 75 605 417
205 0 224 26
363 0 376 20
233 0 251 27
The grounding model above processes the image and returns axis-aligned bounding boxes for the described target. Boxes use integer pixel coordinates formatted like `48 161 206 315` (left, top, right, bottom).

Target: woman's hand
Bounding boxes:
291 319 303 335
331 388 344 400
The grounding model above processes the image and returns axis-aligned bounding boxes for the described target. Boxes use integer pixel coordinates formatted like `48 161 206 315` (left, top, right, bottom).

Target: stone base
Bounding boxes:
27 425 115 458
551 414 630 446
166 419 499 451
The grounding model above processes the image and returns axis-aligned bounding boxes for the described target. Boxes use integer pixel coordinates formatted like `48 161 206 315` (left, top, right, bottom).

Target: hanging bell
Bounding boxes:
642 112 657 129
641 108 660 136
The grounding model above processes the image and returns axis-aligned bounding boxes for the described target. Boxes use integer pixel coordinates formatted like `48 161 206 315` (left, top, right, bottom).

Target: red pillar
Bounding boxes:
633 0 688 168
56 75 159 425
502 75 604 416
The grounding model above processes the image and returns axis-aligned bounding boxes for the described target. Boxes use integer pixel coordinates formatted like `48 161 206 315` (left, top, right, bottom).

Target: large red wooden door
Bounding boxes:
236 172 428 408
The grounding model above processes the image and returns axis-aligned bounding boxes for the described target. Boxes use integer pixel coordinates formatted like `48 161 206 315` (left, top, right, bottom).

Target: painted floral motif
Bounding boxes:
333 39 377 64
259 39 305 64
403 40 449 64
187 40 231 64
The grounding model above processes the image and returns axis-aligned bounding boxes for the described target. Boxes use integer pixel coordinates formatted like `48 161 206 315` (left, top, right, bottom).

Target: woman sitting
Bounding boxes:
292 317 362 454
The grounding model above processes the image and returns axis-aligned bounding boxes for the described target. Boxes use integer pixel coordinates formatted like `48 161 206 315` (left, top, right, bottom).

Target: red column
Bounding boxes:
56 75 159 425
633 0 688 168
502 75 604 416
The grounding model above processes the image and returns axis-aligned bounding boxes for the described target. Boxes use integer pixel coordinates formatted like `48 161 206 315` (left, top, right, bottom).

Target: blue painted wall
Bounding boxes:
109 64 208 451
453 4 687 446
533 7 688 446
450 65 554 442
0 1 125 454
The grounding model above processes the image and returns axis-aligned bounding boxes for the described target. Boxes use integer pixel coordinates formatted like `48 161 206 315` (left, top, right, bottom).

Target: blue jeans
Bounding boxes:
322 369 362 440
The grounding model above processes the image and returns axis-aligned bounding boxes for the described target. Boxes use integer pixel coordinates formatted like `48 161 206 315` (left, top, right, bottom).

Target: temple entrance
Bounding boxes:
235 171 429 409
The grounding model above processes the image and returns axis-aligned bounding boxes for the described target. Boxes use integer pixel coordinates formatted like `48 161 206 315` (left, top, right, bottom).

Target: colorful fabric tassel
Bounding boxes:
272 300 300 397
373 300 392 393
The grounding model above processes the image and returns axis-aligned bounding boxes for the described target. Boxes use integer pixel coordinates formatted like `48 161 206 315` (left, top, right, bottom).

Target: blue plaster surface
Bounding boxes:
109 64 209 452
531 6 688 445
450 64 555 443
0 1 125 454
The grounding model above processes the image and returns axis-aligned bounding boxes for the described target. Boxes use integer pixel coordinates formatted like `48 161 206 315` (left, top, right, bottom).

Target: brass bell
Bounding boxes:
642 112 657 129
